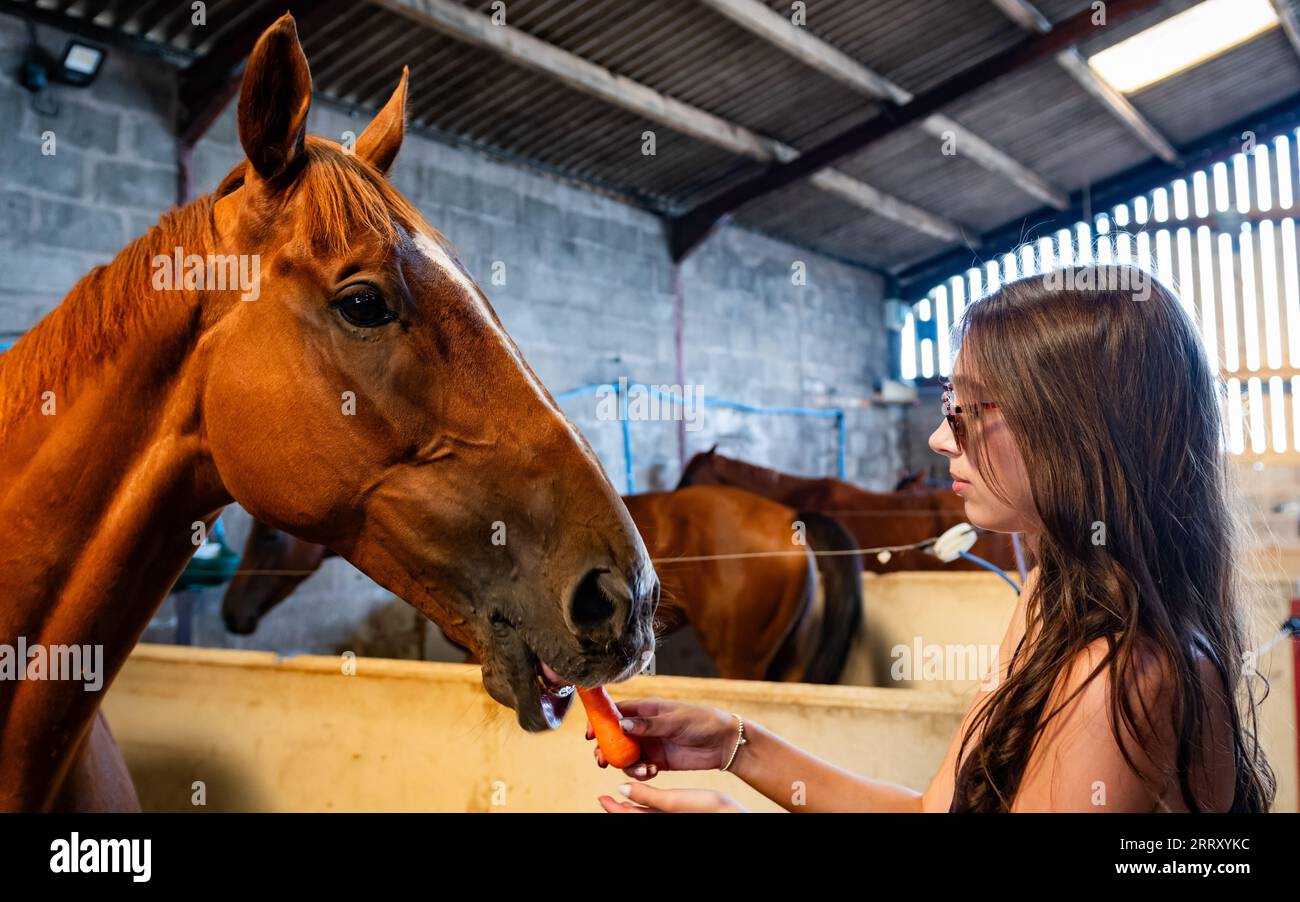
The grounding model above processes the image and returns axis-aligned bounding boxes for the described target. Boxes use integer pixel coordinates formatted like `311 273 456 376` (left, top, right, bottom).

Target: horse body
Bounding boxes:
620 487 861 682
225 485 863 684
677 449 1018 572
0 253 232 810
0 15 656 811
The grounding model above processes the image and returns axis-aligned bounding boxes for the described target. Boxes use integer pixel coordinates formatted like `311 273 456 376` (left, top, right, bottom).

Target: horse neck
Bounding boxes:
0 215 230 809
714 455 823 500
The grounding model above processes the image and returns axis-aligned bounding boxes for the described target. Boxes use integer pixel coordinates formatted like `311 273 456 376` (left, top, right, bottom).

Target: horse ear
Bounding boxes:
238 14 312 184
707 444 719 456
356 67 408 174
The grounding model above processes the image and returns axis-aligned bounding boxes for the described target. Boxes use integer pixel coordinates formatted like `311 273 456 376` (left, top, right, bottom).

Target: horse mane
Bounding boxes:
0 196 218 443
0 138 434 444
711 452 787 487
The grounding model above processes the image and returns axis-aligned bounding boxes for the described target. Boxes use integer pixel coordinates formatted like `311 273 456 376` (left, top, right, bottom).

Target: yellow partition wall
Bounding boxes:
104 571 1297 812
103 646 965 812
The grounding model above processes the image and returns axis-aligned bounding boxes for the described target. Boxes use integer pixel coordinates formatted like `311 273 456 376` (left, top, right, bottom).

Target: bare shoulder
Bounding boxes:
1012 634 1234 812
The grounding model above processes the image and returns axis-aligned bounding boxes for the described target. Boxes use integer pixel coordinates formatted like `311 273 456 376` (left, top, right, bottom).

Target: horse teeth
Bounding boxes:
535 673 574 697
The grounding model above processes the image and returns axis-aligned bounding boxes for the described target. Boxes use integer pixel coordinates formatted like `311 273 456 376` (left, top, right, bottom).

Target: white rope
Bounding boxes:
656 541 937 565
1251 624 1299 658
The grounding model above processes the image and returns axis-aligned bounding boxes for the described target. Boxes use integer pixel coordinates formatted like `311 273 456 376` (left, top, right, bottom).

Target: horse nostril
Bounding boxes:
570 568 617 631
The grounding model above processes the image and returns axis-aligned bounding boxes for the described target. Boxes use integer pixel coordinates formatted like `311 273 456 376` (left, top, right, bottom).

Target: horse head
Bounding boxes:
221 520 331 635
675 443 722 488
201 15 657 730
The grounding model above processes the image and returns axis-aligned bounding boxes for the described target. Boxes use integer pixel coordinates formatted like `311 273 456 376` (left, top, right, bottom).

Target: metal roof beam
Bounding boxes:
1271 0 1300 62
370 0 969 244
699 0 1069 209
988 0 1181 164
666 0 1162 260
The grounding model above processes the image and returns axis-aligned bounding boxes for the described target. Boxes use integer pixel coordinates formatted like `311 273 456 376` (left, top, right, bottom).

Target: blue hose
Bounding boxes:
956 550 1021 594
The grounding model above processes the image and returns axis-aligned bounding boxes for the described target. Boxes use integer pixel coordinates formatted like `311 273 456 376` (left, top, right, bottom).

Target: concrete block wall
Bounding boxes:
1 13 904 658
0 14 175 334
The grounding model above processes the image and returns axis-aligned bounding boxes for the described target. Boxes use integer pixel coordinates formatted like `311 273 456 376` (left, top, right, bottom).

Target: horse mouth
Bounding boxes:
533 656 577 728
514 640 580 731
484 612 581 731
481 607 652 732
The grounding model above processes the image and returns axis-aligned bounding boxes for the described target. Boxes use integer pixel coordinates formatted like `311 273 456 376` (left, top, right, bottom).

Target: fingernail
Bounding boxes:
633 765 647 778
618 784 631 797
619 718 634 731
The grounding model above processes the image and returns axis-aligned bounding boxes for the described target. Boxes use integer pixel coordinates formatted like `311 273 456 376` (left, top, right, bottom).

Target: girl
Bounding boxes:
593 265 1275 813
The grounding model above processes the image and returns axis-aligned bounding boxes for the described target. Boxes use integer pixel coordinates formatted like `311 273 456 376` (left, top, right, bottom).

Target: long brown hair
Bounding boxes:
949 264 1274 812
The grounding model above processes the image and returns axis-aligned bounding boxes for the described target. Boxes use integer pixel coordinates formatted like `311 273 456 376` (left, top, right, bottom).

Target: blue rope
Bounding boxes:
555 381 849 483
956 550 1021 594
554 383 605 401
835 410 846 480
618 380 635 493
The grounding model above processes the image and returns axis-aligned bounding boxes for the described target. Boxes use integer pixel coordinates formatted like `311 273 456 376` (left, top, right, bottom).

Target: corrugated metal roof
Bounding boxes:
813 206 955 272
836 119 1043 231
8 0 1300 278
1127 28 1300 146
735 184 930 272
756 0 1032 98
1042 0 1205 52
942 56 1156 194
470 0 882 151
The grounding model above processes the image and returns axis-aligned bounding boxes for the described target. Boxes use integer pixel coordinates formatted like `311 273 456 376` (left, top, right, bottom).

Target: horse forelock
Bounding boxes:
293 139 429 256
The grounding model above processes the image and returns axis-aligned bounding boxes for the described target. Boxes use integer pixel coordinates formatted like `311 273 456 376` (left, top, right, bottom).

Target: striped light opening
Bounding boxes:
902 130 1300 457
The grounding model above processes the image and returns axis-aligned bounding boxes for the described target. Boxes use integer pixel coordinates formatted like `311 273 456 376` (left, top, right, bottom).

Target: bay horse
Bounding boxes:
678 448 1018 573
223 485 863 683
0 15 657 812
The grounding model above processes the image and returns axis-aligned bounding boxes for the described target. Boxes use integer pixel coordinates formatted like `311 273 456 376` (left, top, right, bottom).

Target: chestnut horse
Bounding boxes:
0 16 657 812
222 485 863 683
678 448 1018 573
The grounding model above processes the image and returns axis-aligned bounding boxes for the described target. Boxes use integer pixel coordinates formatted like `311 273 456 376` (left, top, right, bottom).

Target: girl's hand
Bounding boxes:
585 696 740 780
598 782 749 813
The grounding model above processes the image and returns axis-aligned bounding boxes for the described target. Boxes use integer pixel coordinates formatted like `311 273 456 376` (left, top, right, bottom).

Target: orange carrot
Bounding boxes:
579 686 641 768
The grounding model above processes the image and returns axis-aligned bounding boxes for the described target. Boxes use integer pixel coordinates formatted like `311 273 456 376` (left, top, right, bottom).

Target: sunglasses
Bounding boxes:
941 380 998 450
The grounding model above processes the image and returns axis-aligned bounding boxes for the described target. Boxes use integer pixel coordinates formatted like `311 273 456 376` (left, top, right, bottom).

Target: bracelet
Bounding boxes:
721 714 747 772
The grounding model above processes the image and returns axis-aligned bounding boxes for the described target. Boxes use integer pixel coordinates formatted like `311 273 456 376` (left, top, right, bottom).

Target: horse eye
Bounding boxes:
336 289 394 328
